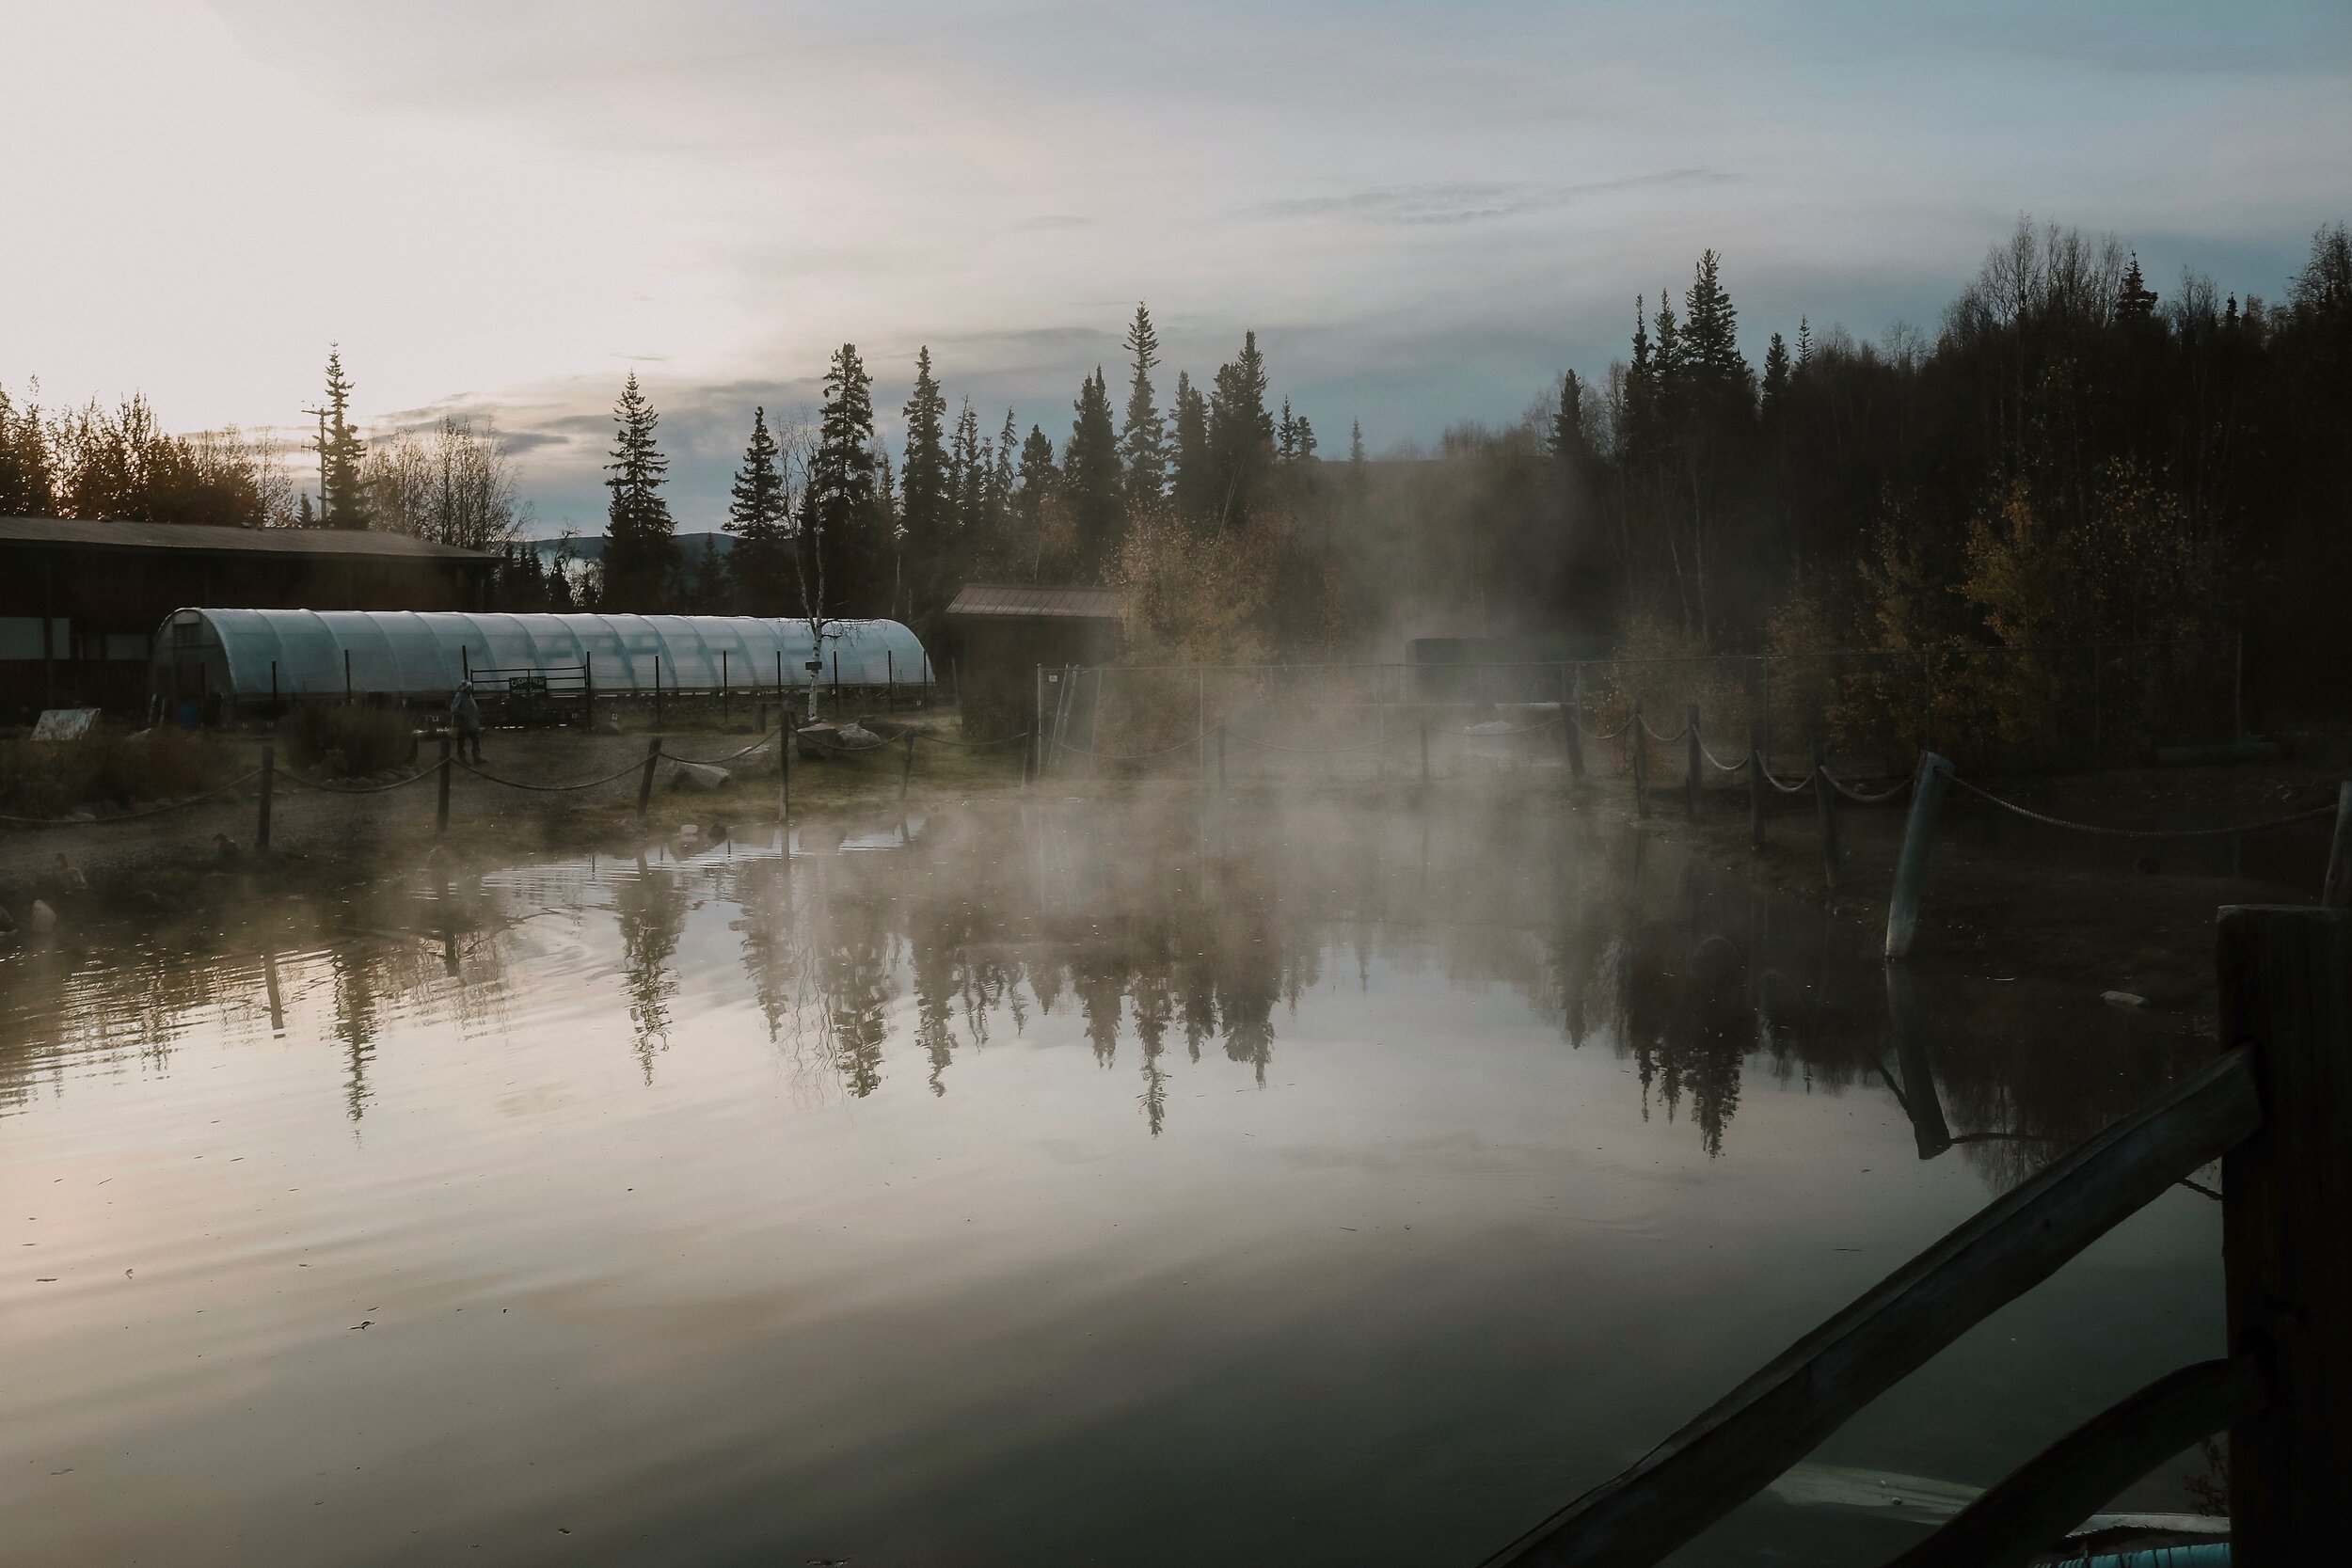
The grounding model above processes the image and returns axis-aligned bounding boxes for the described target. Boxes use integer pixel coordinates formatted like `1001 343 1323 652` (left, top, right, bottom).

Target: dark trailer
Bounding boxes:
0 515 496 718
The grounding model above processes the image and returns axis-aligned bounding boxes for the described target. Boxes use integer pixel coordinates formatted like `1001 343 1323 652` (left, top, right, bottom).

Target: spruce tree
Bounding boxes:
2118 253 2159 322
952 398 984 532
1206 331 1274 527
1279 398 1298 462
1349 420 1365 466
1759 334 1790 419
1171 370 1212 520
899 346 950 572
1119 302 1168 505
1015 423 1058 579
991 409 1017 531
316 345 368 529
724 405 792 611
601 371 678 610
1550 370 1591 463
1293 411 1317 461
1064 367 1122 575
1679 250 1752 415
802 343 880 618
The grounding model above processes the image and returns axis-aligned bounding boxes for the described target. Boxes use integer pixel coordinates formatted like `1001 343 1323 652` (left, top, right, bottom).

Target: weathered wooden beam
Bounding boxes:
1883 1355 2264 1568
2219 905 2352 1568
1475 1048 2260 1568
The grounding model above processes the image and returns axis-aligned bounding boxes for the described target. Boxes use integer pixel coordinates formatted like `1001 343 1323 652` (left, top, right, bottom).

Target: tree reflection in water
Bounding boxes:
0 798 2214 1193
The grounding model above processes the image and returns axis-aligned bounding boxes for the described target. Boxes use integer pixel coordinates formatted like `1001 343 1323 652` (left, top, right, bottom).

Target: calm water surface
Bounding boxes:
2 798 2222 1566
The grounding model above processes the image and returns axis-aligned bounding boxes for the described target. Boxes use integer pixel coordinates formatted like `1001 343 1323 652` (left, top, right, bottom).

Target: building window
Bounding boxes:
0 617 70 660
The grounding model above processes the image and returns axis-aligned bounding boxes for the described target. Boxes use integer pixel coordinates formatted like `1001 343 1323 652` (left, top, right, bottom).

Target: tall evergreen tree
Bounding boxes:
1759 334 1791 418
1170 370 1212 520
1549 370 1591 463
1119 302 1168 505
2118 253 2159 322
1349 420 1365 465
724 404 793 610
1206 331 1274 527
1064 367 1122 575
801 343 880 618
899 346 950 571
951 398 985 532
1015 423 1058 580
1679 250 1751 413
990 409 1018 530
315 345 368 529
1278 398 1298 462
601 371 677 610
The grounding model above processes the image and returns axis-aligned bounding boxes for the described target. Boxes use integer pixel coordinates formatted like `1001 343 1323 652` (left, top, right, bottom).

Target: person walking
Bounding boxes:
450 680 485 765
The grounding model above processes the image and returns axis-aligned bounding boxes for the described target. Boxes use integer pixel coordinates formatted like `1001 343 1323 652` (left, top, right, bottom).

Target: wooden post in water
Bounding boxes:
1562 665 1583 782
778 713 792 824
2322 782 2352 911
1813 733 1839 892
582 654 595 730
1196 667 1206 782
635 736 661 824
1748 718 1764 851
1685 704 1701 820
899 731 915 801
722 649 729 721
270 660 278 717
2217 904 2352 1568
343 647 353 704
1883 752 1954 959
256 742 275 852
886 649 894 714
654 654 662 727
436 732 453 834
1632 700 1649 818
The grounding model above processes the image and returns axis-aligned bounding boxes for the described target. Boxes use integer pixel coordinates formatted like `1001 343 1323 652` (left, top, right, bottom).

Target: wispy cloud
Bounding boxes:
1251 169 1733 227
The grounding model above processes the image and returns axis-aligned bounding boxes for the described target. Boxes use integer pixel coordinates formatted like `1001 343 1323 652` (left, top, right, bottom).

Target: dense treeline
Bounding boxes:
8 218 2346 721
595 218 2346 724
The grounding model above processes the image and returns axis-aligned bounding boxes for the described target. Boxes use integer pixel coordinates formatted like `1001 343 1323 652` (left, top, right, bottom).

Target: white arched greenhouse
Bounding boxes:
151 609 931 721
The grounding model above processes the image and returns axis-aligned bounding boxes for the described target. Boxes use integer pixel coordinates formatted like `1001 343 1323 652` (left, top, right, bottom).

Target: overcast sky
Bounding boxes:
5 0 2346 533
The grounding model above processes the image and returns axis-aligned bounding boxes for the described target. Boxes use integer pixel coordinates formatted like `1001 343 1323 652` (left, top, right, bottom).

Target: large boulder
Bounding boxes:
669 761 732 792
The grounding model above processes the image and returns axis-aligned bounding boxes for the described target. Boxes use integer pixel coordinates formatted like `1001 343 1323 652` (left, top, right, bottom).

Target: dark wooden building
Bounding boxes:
0 516 496 715
945 583 1126 736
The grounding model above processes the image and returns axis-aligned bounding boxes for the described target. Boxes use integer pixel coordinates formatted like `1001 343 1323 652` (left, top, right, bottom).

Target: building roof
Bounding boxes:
0 515 497 562
946 582 1127 621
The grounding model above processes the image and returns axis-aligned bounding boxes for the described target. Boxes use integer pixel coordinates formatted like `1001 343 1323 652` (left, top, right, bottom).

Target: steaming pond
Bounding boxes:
2 798 2224 1566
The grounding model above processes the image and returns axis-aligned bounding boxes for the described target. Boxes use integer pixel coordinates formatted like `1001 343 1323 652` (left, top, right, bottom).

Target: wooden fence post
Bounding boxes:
1685 704 1701 820
636 736 661 823
1748 719 1765 851
2322 782 2352 911
2217 905 2352 1568
582 653 595 730
256 742 274 852
1813 734 1839 892
1632 700 1649 818
779 715 792 824
654 654 662 727
1883 752 1954 959
886 648 894 714
436 732 452 834
899 731 915 800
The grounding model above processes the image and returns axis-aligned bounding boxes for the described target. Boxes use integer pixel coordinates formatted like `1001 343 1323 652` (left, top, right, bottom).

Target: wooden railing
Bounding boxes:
1476 904 2348 1568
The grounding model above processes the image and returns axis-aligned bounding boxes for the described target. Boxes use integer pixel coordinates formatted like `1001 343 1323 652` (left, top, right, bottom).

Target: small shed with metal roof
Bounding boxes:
945 582 1127 736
